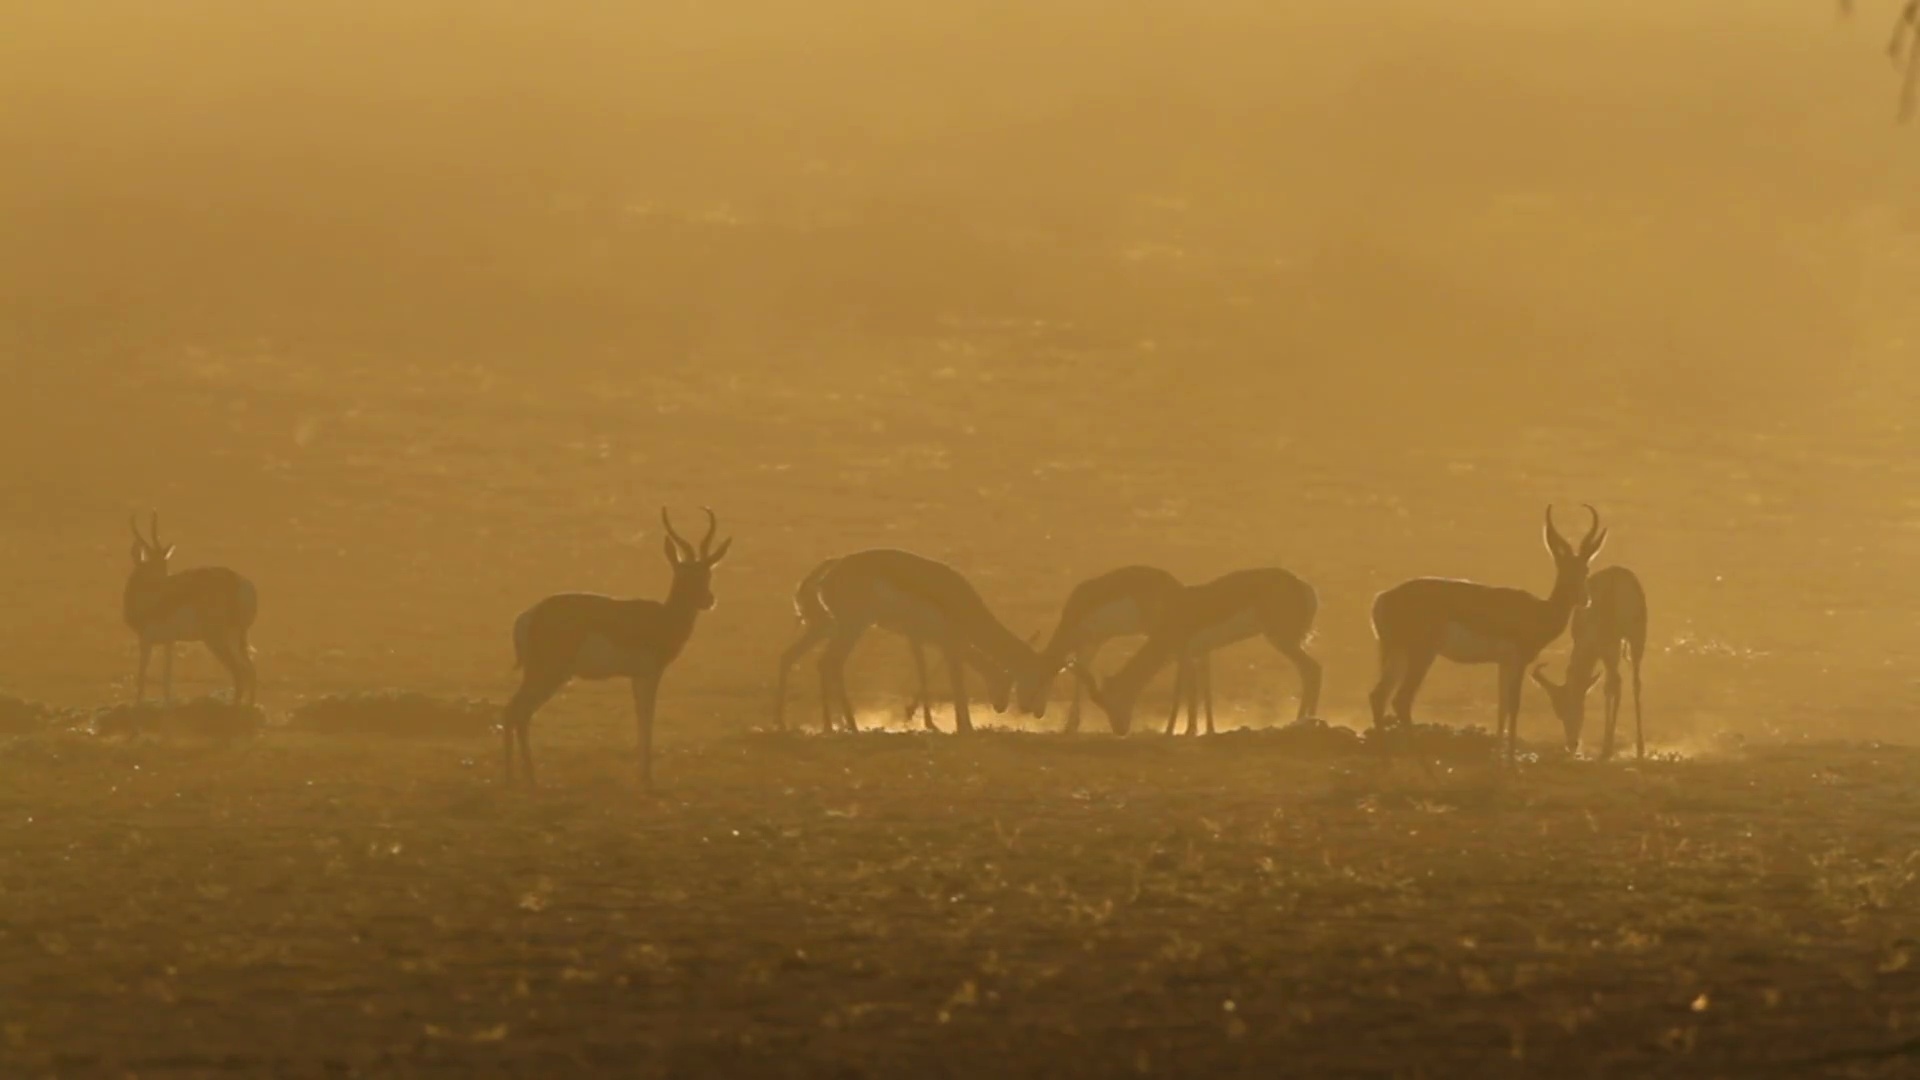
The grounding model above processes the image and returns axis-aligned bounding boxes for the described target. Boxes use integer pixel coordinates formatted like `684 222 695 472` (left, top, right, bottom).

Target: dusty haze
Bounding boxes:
4 0 1914 738
4 3 1920 1074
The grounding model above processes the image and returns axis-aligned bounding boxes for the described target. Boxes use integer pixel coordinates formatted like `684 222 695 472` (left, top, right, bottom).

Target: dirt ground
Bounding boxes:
3 727 1920 1078
4 1 1920 1076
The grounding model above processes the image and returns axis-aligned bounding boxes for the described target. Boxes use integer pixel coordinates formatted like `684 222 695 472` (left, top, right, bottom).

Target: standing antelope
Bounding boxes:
1530 564 1647 760
1018 565 1210 734
1075 568 1322 736
812 549 1045 735
123 512 259 706
1367 505 1607 766
502 507 731 789
775 556 1013 732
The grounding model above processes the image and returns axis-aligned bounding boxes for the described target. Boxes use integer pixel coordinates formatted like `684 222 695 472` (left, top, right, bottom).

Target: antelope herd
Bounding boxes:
118 503 1649 789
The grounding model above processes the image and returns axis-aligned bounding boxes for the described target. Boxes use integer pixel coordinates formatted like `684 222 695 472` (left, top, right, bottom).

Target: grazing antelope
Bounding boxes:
1530 564 1648 760
1018 565 1210 734
775 556 1014 732
1076 568 1322 736
1367 505 1607 766
122 513 259 706
502 507 731 789
812 549 1045 735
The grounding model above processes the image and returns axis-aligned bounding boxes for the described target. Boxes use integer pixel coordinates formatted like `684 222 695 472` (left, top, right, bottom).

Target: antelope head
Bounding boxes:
1530 663 1605 752
1011 630 1053 717
1068 666 1131 735
985 633 1043 716
660 506 733 611
128 511 175 582
1543 503 1608 608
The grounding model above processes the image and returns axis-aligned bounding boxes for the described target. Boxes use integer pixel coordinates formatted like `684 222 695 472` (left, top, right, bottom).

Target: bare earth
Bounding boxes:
7 726 1920 1078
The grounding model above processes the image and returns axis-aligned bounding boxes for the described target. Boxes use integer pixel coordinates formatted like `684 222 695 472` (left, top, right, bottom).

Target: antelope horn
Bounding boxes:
1543 505 1565 550
1580 503 1602 551
697 506 719 560
660 508 695 561
149 510 163 550
129 515 151 552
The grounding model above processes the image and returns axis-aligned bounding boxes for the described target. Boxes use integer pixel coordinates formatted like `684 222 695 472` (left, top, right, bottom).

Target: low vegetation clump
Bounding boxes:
1362 721 1511 764
0 695 80 736
1217 717 1373 756
1174 718 1509 764
287 690 501 739
88 698 266 739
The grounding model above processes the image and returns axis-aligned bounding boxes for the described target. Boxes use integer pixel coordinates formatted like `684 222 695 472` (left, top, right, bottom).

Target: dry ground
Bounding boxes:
7 723 1920 1078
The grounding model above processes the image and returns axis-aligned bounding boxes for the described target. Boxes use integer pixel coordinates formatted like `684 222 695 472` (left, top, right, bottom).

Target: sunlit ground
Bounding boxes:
7 706 1920 1076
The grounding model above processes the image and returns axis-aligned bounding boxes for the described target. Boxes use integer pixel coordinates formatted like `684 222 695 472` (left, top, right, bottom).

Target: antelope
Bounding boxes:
1018 565 1211 734
122 512 259 706
1075 568 1322 736
775 556 1015 732
812 549 1046 734
502 507 731 789
1367 505 1607 766
1530 565 1648 760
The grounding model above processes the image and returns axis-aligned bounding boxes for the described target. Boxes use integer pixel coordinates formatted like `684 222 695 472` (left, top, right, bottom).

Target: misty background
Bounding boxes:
2 0 1915 742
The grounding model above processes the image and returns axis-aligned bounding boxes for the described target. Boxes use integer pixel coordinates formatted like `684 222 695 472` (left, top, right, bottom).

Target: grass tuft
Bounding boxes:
0 695 81 735
88 698 265 739
287 690 502 739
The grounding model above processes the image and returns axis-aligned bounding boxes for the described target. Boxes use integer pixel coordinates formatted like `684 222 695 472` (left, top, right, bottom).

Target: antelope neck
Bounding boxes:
1561 633 1608 683
1535 573 1587 645
124 569 173 623
1105 636 1174 707
657 576 707 632
1035 627 1077 678
971 616 1036 674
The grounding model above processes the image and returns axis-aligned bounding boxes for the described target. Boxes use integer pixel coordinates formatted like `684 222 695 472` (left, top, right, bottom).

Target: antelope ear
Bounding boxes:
662 535 681 566
1581 528 1609 560
161 545 176 560
130 540 147 561
705 537 734 566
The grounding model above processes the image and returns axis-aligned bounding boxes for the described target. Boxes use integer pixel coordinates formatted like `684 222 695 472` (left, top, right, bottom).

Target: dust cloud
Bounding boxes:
3 1 1920 1074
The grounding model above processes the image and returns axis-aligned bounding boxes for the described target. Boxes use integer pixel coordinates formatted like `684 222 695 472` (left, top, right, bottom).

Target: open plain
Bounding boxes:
4 1 1920 1076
